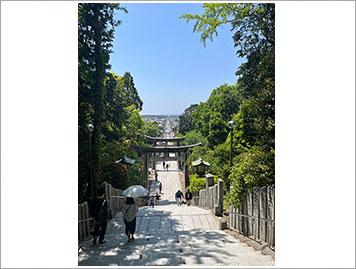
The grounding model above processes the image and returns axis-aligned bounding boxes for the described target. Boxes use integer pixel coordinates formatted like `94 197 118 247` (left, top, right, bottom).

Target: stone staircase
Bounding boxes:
79 160 274 266
78 204 274 266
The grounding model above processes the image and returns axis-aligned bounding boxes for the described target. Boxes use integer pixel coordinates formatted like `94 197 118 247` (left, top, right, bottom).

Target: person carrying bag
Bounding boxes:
185 189 193 206
91 188 108 245
122 197 139 242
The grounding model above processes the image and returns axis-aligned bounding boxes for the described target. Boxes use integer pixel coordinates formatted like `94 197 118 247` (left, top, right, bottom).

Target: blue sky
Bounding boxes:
110 3 244 115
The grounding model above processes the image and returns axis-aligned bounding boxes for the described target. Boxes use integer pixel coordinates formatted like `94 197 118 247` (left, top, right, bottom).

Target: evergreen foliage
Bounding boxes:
187 174 218 196
178 104 198 135
78 4 151 203
78 3 126 202
181 3 275 207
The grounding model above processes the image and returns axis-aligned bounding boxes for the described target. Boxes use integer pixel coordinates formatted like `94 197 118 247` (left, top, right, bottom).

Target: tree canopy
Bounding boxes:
180 3 275 207
78 4 154 203
178 104 198 135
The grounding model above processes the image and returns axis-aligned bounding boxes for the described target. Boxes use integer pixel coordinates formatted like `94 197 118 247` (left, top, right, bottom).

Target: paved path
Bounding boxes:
78 160 274 266
152 160 183 201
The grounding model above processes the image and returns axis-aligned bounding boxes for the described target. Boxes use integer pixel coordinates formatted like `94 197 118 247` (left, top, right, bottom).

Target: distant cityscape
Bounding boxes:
142 115 180 137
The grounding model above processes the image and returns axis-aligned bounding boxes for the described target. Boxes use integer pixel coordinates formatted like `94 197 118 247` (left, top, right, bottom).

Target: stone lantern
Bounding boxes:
116 155 136 170
191 157 211 177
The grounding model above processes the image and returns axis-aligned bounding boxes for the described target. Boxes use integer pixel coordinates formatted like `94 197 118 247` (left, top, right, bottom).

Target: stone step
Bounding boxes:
79 172 274 267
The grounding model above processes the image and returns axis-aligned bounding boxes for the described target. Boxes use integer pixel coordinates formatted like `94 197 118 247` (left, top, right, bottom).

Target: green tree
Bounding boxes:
228 146 275 207
102 72 128 144
181 3 275 204
78 3 127 201
207 112 228 147
143 121 162 138
180 3 274 99
129 162 145 186
180 129 206 146
191 102 211 138
191 84 240 148
101 163 130 190
178 104 198 135
120 72 143 111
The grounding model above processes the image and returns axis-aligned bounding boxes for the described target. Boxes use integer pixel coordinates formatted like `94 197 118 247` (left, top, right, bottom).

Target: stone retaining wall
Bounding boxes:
191 175 224 216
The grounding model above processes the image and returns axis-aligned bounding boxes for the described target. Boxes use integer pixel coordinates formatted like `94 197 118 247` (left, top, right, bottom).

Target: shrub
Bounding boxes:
227 146 274 207
187 174 206 195
187 174 218 195
129 162 145 186
101 163 130 190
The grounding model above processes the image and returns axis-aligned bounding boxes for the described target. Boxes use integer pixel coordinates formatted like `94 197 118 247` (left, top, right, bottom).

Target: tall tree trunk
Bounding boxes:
91 5 105 197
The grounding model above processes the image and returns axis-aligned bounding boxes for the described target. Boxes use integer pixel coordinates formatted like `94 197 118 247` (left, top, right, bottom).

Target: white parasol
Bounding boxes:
122 185 149 198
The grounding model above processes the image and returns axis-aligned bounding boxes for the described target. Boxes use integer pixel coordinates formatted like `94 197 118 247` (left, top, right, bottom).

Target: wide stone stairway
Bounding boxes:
78 161 274 266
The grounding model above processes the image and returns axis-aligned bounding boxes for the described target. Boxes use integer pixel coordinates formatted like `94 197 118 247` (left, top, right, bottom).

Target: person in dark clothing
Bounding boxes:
159 182 162 193
122 197 139 242
154 192 161 206
185 189 193 206
163 161 165 169
149 195 155 208
175 190 184 206
91 187 108 245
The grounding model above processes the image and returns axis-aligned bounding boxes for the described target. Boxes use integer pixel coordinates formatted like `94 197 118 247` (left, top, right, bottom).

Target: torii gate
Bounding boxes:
144 135 188 170
131 135 202 189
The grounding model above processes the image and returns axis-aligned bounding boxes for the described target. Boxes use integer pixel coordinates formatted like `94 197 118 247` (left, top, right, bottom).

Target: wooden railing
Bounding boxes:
229 185 275 250
78 182 148 243
78 202 91 242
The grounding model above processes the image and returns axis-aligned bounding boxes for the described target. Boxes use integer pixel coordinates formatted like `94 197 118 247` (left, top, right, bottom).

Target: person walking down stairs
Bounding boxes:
155 192 161 206
185 189 193 206
90 187 108 245
122 197 139 242
175 190 184 206
149 195 155 208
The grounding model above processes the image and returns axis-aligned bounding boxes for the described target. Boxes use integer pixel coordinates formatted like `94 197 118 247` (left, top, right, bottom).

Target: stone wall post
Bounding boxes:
259 187 267 242
205 174 214 189
209 187 213 209
217 179 224 215
199 189 203 207
201 189 206 207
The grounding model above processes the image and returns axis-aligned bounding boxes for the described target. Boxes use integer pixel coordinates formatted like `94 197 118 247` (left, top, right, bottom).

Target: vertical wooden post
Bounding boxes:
183 152 189 189
244 197 248 235
152 152 156 170
252 188 255 240
177 142 181 170
84 202 90 237
238 204 242 233
260 187 267 242
267 185 275 248
253 187 259 240
80 204 84 241
78 204 82 241
199 189 202 207
247 189 253 237
242 199 247 235
144 154 148 189
229 205 233 229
